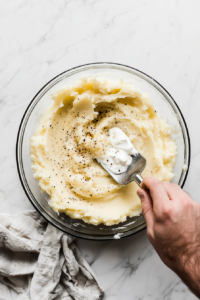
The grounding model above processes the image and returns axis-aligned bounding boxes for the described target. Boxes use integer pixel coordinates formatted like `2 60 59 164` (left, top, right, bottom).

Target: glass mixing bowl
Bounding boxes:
16 63 190 240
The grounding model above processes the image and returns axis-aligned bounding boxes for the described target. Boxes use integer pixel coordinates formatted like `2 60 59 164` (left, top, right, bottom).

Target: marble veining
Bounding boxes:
0 0 200 299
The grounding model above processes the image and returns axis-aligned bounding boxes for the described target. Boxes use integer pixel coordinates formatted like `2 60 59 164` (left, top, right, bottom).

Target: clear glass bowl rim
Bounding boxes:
16 62 191 241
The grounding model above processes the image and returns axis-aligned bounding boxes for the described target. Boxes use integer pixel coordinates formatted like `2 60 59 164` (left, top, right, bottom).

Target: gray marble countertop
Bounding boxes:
1 0 199 299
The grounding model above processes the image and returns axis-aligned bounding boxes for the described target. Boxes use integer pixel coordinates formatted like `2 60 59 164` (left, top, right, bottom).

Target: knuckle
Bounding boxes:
172 183 179 188
154 180 164 189
153 178 161 185
142 205 149 216
142 177 163 192
163 181 170 186
149 178 162 188
160 205 173 220
172 183 182 191
182 197 192 209
144 177 159 185
163 181 171 188
164 206 172 217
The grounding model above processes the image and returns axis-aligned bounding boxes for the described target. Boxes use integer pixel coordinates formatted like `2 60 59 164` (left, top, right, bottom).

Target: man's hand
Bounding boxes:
137 177 200 298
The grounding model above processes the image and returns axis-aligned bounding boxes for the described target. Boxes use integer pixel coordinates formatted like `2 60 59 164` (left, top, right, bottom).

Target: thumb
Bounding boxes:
137 189 154 230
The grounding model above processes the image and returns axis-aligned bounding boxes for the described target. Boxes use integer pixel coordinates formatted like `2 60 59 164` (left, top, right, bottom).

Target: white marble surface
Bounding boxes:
0 0 200 299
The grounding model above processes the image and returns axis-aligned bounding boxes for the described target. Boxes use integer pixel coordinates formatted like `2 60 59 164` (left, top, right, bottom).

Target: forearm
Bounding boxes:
171 253 200 299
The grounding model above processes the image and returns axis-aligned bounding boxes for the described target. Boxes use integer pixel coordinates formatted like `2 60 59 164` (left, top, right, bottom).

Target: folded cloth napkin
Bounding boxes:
0 211 104 300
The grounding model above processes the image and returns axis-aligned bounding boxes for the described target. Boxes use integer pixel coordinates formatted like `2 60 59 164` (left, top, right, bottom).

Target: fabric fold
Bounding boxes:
0 211 104 300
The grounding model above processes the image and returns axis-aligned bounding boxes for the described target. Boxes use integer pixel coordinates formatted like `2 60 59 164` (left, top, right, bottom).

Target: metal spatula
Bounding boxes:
98 152 146 186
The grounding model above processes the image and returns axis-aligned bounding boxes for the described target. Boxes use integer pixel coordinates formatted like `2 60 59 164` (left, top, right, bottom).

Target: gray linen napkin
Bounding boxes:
0 211 104 300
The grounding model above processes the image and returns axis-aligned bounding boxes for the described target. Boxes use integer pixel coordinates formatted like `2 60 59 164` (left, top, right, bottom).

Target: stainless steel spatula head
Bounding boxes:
98 152 146 186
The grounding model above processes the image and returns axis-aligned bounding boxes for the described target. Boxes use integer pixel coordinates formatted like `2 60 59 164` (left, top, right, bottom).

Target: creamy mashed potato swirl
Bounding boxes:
31 76 177 226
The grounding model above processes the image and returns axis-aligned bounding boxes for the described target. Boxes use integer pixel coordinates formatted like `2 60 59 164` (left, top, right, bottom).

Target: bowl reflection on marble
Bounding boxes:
16 63 190 240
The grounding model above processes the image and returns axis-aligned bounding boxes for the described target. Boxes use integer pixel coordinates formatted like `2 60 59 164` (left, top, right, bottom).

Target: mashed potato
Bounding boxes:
31 76 177 226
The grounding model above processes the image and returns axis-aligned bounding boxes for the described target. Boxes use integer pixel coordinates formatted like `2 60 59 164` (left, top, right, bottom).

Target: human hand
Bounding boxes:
137 177 200 298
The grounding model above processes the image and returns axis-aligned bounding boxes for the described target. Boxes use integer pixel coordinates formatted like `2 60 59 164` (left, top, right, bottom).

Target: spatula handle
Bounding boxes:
134 173 143 186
